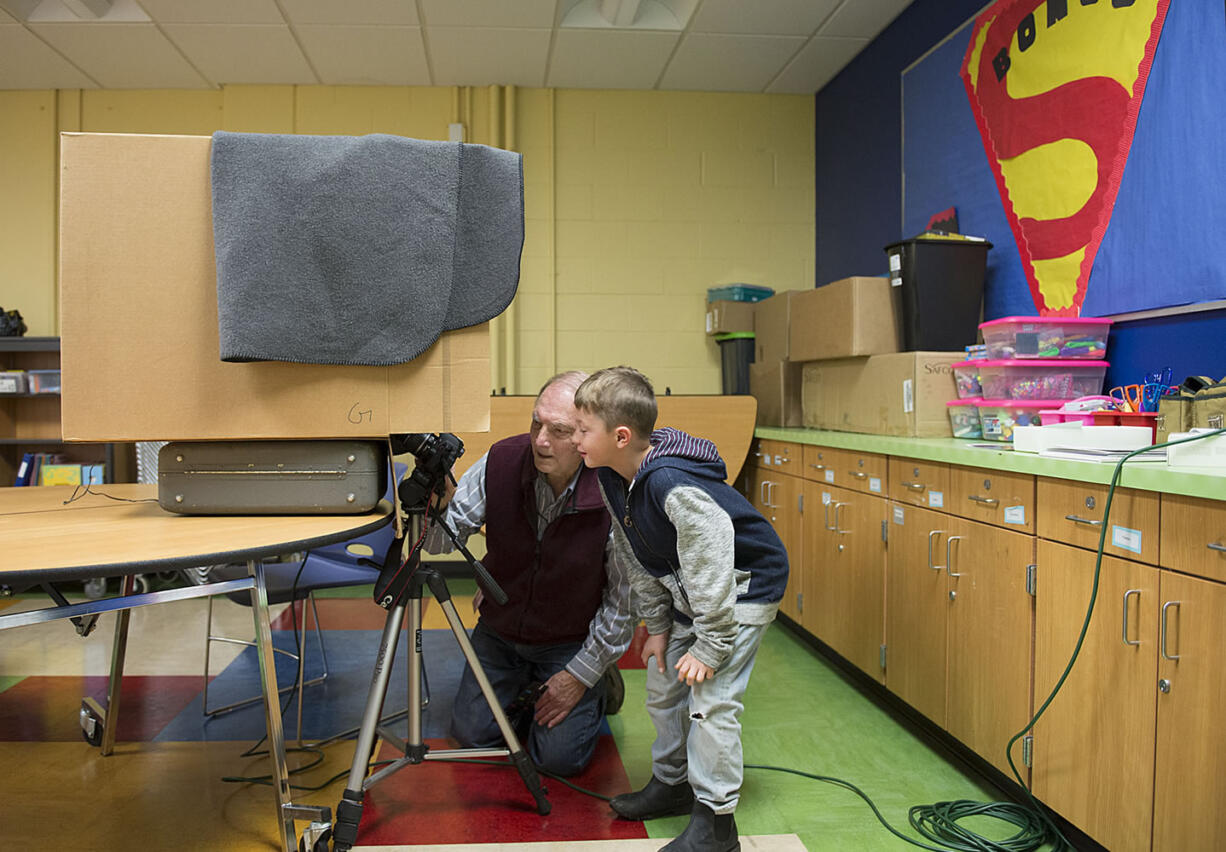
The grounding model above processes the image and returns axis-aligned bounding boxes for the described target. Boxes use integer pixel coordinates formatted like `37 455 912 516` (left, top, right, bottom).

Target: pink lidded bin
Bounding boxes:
951 361 982 399
975 359 1109 401
946 398 982 439
977 399 1075 442
1038 396 1121 426
979 316 1111 359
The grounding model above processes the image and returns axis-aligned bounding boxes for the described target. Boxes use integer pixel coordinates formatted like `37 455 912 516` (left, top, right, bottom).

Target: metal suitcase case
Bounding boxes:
157 440 388 515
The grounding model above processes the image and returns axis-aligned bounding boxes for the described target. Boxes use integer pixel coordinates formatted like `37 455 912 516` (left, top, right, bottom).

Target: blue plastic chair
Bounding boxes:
198 462 405 742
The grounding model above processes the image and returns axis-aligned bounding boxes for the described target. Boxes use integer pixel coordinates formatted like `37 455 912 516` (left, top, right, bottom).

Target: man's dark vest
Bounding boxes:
479 434 611 645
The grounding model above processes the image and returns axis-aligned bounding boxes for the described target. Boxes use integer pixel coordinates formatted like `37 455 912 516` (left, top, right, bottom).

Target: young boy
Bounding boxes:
572 366 789 852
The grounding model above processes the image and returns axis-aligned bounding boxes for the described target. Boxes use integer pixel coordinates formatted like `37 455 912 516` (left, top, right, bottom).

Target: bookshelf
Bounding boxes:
0 337 135 486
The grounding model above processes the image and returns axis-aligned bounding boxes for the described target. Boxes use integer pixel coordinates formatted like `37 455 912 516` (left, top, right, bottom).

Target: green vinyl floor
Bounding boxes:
609 622 1059 851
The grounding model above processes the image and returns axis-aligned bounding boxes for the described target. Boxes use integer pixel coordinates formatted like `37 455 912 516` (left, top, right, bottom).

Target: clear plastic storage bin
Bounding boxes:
951 361 982 399
975 359 1108 400
946 398 982 439
978 399 1074 442
706 284 774 303
979 316 1111 359
26 369 61 393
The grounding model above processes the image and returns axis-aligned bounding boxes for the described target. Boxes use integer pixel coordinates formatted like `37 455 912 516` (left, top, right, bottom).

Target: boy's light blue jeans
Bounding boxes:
645 619 771 815
450 619 607 777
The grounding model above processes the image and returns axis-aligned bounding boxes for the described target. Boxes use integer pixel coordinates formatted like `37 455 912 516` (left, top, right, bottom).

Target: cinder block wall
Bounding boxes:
0 85 813 394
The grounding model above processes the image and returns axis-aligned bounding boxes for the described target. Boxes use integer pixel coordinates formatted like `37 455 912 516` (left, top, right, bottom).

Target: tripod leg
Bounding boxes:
435 594 552 816
332 601 407 852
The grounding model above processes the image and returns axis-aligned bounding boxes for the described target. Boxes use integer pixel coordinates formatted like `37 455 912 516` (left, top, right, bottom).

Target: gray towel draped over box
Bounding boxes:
210 131 523 366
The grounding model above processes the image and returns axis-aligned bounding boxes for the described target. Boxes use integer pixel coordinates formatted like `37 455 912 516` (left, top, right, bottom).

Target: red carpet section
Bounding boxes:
359 735 647 844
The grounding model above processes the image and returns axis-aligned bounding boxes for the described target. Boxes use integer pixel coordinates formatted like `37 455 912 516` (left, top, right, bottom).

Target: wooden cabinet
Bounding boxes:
1032 541 1159 852
835 449 887 496
745 462 805 623
803 481 886 681
1152 570 1226 851
0 337 134 485
888 457 950 510
1159 493 1226 583
950 466 1035 534
1038 479 1160 565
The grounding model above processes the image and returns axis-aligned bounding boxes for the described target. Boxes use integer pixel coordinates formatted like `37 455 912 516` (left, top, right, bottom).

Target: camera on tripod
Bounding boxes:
390 432 465 510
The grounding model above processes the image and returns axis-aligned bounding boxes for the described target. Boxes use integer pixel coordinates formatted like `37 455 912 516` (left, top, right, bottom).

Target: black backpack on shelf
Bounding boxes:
0 308 26 337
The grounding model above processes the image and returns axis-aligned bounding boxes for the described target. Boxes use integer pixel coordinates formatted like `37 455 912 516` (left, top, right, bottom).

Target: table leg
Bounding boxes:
248 559 297 852
100 573 135 756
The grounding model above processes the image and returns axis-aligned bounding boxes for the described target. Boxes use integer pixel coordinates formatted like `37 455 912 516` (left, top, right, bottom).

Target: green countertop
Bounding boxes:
754 428 1226 502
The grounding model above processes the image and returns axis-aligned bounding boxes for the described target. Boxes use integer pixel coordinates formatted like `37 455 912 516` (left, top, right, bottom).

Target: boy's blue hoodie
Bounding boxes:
596 427 789 670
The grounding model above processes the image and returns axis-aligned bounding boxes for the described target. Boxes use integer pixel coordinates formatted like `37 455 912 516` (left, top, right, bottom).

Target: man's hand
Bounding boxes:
533 669 586 728
675 652 714 686
641 631 669 674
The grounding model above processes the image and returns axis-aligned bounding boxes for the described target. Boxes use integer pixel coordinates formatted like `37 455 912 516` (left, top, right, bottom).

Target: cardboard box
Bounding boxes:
801 351 962 437
59 133 490 441
705 300 755 336
750 360 803 428
788 277 902 362
753 291 797 365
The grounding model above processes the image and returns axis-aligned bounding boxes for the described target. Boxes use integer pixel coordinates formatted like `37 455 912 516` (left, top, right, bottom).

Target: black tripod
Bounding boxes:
327 505 551 852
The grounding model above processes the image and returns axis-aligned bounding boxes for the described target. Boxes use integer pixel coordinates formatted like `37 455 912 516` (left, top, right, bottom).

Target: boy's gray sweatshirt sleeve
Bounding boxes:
600 481 674 633
663 485 739 671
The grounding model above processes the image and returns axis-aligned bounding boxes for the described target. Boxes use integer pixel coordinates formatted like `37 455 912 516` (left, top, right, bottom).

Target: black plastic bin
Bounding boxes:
715 332 755 395
884 236 992 351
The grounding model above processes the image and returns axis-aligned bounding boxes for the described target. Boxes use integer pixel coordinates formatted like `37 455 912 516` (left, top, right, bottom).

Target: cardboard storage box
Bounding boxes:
705 300 755 336
750 360 803 428
801 351 962 437
788 277 902 362
753 291 798 365
59 133 490 441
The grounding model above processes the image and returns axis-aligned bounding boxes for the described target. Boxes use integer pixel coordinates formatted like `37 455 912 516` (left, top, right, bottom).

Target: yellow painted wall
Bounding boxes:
0 85 813 394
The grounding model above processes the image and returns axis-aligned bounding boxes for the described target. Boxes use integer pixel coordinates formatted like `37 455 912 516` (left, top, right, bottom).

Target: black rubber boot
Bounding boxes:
659 801 740 852
610 775 694 820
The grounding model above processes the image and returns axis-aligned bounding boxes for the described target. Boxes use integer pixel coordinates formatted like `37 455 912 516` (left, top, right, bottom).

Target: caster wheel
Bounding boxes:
134 575 150 594
299 827 331 852
79 700 103 747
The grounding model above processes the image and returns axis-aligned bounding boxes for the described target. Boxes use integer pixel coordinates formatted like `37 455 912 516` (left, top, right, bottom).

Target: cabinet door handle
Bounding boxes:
1208 542 1226 553
766 481 777 509
928 530 946 571
1122 589 1141 647
945 535 963 577
848 470 867 479
823 501 834 531
809 463 825 471
1160 600 1181 661
967 494 998 506
834 502 850 535
759 481 768 506
901 481 926 491
1065 514 1103 527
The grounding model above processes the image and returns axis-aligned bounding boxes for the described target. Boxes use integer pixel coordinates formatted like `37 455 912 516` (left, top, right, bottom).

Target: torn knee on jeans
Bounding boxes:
690 712 704 721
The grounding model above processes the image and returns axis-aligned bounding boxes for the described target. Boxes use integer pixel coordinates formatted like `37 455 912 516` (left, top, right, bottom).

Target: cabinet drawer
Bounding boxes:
950 466 1035 532
888 458 951 510
802 444 847 485
1037 479 1159 564
1160 493 1226 582
838 450 888 496
753 438 801 477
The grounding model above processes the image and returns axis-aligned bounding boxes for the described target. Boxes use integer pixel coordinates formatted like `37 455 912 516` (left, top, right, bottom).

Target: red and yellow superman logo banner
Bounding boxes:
962 0 1170 316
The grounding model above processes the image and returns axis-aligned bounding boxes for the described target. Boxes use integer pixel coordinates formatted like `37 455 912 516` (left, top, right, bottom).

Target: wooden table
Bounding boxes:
0 484 394 852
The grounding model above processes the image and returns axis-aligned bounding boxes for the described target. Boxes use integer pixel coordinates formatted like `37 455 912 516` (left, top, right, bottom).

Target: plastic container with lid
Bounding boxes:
706 284 774 303
946 398 982 439
1091 410 1158 443
972 359 1109 401
952 361 982 399
978 399 1074 442
979 316 1111 359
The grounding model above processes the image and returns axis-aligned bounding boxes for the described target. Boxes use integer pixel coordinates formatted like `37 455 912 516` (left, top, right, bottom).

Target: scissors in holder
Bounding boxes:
1110 384 1142 413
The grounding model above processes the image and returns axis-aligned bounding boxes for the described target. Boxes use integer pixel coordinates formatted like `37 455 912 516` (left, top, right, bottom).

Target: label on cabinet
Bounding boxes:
893 506 905 525
927 490 944 508
822 491 831 505
1111 525 1142 554
1004 505 1026 524
824 469 834 483
869 477 882 493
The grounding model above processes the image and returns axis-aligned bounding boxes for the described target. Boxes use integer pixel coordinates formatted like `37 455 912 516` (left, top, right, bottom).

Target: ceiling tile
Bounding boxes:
29 22 208 87
0 23 96 88
0 8 14 22
821 0 912 39
428 26 550 87
690 0 838 36
27 0 149 23
162 24 315 85
421 0 554 28
279 0 417 26
295 25 428 85
135 0 283 25
548 29 678 90
767 35 866 94
659 33 805 92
